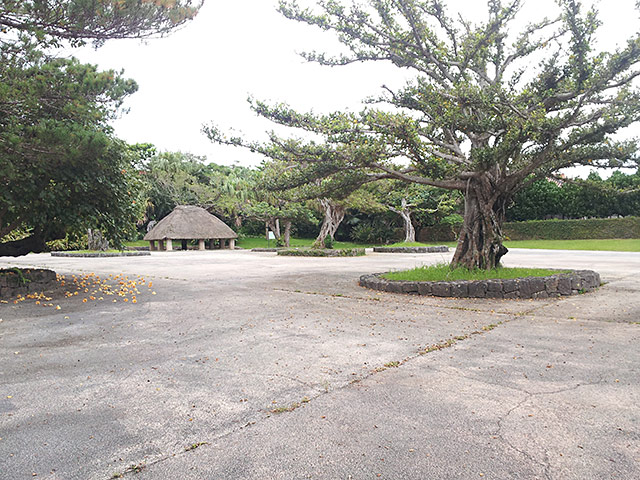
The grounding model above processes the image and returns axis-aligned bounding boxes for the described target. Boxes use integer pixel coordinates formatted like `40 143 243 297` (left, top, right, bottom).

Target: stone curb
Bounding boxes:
0 268 57 299
277 248 366 257
359 270 601 299
373 246 449 253
51 251 151 258
251 248 281 252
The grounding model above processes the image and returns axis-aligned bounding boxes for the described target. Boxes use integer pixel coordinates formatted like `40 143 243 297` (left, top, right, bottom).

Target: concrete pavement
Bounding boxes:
0 249 638 479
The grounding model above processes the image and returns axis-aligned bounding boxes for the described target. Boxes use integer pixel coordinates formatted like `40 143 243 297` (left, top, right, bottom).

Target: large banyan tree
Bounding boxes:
207 0 640 269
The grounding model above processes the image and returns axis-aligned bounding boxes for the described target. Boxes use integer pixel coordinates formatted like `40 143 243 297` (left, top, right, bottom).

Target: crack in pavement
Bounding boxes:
492 378 606 480
111 314 517 479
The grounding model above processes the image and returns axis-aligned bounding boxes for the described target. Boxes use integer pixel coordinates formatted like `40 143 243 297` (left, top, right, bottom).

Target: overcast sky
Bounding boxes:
67 0 640 175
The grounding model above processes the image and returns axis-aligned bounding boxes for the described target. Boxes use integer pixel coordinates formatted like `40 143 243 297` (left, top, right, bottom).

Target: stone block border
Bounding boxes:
359 270 601 299
373 246 449 253
0 268 57 299
278 248 366 257
51 251 150 258
251 248 280 252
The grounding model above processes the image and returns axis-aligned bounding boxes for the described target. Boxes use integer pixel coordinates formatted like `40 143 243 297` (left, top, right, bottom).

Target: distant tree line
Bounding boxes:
507 171 640 221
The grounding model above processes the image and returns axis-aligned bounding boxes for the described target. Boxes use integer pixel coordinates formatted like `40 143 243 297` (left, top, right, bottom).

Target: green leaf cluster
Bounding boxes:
0 0 202 256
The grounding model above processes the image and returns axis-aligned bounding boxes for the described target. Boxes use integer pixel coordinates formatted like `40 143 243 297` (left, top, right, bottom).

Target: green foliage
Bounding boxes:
209 0 640 268
139 151 259 232
383 264 568 282
323 235 334 249
349 220 398 244
2 267 30 286
0 0 201 256
441 214 463 226
505 217 640 240
46 232 88 252
143 151 211 221
0 0 202 48
0 49 143 255
508 172 640 221
421 217 640 241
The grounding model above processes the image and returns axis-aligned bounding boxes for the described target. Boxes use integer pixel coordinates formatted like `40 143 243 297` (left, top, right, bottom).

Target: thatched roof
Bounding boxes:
144 206 238 241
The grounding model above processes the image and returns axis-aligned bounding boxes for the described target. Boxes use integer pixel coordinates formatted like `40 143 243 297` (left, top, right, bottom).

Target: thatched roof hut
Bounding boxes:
144 205 237 251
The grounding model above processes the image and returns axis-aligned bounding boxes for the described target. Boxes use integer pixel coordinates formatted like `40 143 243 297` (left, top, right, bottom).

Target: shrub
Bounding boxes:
419 217 640 241
505 217 640 240
349 220 398 244
46 232 88 251
324 235 334 249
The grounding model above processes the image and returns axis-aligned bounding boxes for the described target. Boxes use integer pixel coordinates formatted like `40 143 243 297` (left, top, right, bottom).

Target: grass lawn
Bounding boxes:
383 239 640 251
236 236 372 250
386 241 456 248
383 263 567 282
125 237 640 252
124 240 148 247
504 238 640 251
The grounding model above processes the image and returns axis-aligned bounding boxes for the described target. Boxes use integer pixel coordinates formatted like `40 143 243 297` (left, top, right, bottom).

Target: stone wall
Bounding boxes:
359 270 601 299
0 269 57 299
278 248 366 257
373 246 449 253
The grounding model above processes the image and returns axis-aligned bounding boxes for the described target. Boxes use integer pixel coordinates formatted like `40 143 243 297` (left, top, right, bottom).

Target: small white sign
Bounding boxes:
268 231 276 240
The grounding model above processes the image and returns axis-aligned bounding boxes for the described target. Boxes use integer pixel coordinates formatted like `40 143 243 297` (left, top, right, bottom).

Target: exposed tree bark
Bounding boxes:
87 229 109 251
314 198 346 248
283 220 292 247
266 218 283 244
389 198 416 243
451 176 509 269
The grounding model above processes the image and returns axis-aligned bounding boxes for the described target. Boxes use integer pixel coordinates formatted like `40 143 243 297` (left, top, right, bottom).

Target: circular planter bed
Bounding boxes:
359 270 601 299
278 248 366 257
51 251 150 258
373 246 449 253
0 268 57 299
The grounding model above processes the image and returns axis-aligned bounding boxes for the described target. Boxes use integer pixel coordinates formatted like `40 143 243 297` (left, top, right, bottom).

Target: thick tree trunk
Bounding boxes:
87 229 109 251
390 199 415 243
266 219 281 240
314 199 345 248
283 220 292 247
401 210 416 243
451 177 509 270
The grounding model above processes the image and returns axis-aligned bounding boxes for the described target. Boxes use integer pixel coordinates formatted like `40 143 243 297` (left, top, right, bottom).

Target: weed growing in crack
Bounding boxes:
271 402 301 414
185 442 209 452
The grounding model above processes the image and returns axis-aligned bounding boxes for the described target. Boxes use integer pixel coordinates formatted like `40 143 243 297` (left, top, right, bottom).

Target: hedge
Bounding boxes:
504 217 640 240
418 216 640 241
